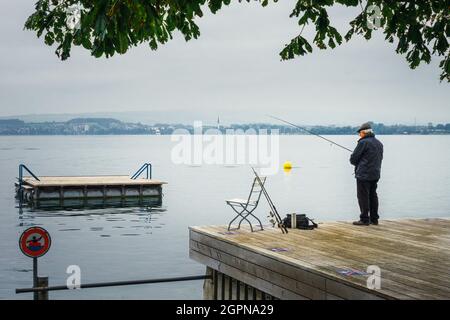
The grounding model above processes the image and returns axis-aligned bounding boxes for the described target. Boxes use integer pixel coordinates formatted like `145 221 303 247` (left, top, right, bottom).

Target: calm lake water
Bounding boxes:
1 135 449 299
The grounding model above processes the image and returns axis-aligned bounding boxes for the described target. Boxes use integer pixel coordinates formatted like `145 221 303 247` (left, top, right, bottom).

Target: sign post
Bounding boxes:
19 227 51 300
33 257 38 300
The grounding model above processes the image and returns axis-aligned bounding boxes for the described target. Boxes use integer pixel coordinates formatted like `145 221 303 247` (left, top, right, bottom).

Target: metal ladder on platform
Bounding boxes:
17 164 40 200
130 163 152 180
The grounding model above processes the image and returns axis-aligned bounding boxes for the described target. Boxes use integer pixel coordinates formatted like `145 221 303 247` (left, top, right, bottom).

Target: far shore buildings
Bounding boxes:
0 118 449 135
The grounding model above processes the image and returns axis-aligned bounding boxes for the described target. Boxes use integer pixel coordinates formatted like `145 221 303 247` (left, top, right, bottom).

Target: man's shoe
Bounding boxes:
370 220 379 225
353 220 370 226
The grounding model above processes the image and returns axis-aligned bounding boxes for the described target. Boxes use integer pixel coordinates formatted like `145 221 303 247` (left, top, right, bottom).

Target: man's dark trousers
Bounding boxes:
357 179 379 223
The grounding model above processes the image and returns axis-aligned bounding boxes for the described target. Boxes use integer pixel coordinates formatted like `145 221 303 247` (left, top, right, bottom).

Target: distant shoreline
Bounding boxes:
1 133 450 137
1 117 449 136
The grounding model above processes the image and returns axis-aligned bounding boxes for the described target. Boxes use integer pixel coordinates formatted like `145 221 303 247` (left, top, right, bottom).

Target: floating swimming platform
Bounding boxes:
16 163 166 207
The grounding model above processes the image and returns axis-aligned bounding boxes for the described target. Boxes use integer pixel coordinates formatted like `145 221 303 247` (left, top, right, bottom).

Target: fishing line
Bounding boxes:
268 115 353 153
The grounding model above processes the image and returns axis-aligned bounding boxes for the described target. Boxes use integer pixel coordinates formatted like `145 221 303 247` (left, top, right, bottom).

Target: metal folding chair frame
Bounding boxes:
227 177 266 232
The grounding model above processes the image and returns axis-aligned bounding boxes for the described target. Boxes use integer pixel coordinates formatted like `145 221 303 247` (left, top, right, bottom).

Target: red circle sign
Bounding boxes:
19 227 51 258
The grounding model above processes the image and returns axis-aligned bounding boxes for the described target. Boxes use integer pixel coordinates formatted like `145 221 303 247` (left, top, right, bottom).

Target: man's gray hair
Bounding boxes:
362 128 373 134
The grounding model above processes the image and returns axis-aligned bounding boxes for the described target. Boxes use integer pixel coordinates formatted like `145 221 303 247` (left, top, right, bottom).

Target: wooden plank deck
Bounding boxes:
21 176 166 187
189 218 450 300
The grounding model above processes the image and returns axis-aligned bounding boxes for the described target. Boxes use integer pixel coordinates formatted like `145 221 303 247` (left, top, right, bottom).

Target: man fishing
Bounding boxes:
350 122 384 226
269 115 384 226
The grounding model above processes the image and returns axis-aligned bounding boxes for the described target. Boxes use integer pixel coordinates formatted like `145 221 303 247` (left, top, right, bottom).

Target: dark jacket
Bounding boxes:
350 133 383 181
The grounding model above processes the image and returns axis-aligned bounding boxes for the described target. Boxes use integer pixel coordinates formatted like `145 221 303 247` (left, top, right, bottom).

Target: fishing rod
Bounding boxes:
268 115 353 153
251 167 288 234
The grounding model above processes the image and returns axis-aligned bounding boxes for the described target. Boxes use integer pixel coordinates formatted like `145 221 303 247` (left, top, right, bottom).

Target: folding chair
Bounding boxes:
226 176 266 232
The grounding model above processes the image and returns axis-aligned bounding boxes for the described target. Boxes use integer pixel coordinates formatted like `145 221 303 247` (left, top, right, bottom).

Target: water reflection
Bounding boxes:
16 198 168 239
23 196 162 211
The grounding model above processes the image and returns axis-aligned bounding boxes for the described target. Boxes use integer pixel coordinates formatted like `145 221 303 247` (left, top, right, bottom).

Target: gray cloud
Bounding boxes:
0 1 448 125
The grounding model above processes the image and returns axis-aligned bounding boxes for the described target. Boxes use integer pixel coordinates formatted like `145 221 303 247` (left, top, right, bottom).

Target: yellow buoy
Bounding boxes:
283 161 293 170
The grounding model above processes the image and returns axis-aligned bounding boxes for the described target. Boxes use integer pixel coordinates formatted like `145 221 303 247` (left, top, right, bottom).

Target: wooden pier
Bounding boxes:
17 175 166 207
190 218 450 300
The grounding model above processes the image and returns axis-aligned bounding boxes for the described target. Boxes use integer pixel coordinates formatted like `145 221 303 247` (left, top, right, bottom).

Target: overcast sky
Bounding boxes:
0 1 448 125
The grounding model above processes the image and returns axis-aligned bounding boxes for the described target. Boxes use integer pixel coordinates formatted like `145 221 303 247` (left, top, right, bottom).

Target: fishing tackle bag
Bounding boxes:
283 214 318 230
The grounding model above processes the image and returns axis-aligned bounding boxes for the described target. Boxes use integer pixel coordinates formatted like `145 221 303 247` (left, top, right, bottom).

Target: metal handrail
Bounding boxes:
16 275 211 294
131 163 152 180
19 164 40 181
17 164 40 199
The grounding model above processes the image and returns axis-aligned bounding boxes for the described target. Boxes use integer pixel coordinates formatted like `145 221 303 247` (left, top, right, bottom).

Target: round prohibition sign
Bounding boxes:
19 227 51 258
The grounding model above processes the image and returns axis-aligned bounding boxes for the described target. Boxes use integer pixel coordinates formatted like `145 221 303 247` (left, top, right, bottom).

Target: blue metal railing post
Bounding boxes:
131 163 152 180
147 163 152 179
18 165 23 199
17 164 40 200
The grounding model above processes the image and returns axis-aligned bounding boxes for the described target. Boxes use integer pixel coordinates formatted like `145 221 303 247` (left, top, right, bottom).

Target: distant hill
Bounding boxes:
0 117 157 135
0 110 209 125
0 119 25 127
67 118 123 125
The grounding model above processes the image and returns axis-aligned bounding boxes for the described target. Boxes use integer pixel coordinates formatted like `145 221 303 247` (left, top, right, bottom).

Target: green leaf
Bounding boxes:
117 32 129 54
44 32 54 46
